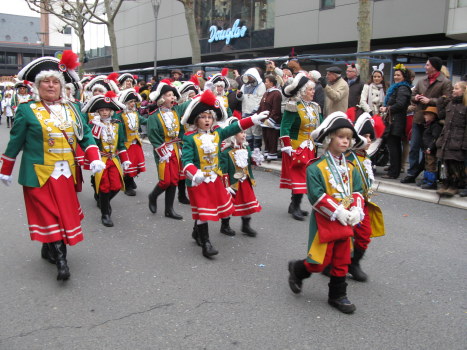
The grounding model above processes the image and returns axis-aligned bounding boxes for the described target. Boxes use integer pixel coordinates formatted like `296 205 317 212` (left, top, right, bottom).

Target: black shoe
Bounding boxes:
164 186 183 219
459 189 467 197
241 217 257 237
192 222 201 246
348 263 368 282
220 218 236 236
421 183 437 190
198 223 218 258
50 241 70 281
124 176 136 196
101 214 114 227
148 185 165 214
124 188 136 196
287 202 308 217
288 261 303 294
400 175 416 183
41 243 56 264
178 181 190 204
328 296 356 314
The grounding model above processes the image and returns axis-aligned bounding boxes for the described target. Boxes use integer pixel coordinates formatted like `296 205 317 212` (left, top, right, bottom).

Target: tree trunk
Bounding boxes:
357 0 372 83
181 0 201 67
77 22 86 77
107 21 119 71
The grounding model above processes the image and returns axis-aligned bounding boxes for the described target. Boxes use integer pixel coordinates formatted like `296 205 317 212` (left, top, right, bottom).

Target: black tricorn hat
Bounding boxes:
82 91 125 113
282 72 310 98
149 80 181 103
311 111 365 148
181 89 227 125
118 88 142 104
118 73 137 85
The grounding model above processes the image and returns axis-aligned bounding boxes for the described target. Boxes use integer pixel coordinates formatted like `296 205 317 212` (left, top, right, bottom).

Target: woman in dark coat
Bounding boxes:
380 64 412 179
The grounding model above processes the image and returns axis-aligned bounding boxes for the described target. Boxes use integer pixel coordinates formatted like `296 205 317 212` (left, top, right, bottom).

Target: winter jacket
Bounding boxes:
323 77 349 117
385 84 411 137
359 83 385 115
346 76 364 108
237 68 266 116
421 120 443 152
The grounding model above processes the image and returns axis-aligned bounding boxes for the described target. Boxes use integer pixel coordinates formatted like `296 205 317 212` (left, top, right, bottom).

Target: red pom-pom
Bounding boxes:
133 75 138 80
105 91 117 99
60 50 80 70
107 72 119 83
221 68 229 76
160 79 172 85
24 80 31 85
189 75 199 86
199 89 217 106
372 115 386 139
134 86 140 93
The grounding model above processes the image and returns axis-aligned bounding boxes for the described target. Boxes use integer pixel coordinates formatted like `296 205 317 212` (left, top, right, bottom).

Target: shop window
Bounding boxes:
320 0 335 10
254 0 274 30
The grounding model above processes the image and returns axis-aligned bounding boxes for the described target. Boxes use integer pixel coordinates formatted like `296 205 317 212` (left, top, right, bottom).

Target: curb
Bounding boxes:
254 161 467 210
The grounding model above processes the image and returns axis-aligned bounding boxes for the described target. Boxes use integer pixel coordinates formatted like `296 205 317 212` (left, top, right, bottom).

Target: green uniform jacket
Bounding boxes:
219 145 255 189
3 101 96 187
182 122 243 187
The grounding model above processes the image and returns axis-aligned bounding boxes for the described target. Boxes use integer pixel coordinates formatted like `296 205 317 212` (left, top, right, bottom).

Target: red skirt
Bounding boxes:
124 143 146 177
280 148 315 194
75 145 85 166
231 179 262 216
23 176 84 246
187 177 234 221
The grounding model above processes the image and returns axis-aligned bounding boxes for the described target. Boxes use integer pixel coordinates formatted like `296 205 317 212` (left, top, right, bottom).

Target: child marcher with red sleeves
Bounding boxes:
181 90 268 258
82 92 131 227
287 112 366 314
346 113 386 282
219 118 264 237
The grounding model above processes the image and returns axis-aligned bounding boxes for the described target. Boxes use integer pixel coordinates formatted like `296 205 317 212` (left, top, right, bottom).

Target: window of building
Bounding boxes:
0 53 5 64
254 0 274 30
459 0 467 7
23 55 35 65
6 53 17 64
320 0 335 10
63 26 72 35
65 43 72 48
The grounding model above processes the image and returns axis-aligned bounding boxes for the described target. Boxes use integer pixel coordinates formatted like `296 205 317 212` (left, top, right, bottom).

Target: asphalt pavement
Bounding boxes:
0 126 466 350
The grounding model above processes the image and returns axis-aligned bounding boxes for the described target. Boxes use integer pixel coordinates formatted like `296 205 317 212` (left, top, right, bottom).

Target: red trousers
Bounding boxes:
99 159 123 193
304 238 351 277
157 152 180 189
353 205 372 251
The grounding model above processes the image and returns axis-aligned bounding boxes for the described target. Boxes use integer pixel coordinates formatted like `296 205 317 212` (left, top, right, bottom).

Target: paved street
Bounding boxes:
0 125 465 350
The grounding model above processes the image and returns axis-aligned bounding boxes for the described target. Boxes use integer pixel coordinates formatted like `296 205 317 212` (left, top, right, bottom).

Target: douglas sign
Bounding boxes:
208 19 247 44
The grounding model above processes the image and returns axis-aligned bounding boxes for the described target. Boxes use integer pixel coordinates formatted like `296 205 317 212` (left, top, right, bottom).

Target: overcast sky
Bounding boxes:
4 0 40 17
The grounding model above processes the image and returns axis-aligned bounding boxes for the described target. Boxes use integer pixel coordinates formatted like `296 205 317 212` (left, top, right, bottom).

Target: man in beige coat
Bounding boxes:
318 66 349 117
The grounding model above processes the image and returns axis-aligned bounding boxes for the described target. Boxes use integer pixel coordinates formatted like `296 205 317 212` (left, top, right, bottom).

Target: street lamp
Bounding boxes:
36 32 48 57
150 0 161 78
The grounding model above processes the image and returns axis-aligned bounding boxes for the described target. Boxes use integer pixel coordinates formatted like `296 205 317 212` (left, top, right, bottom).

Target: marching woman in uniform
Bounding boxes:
219 119 263 237
147 80 191 220
280 73 322 221
0 51 105 281
118 73 137 90
117 88 147 196
207 68 233 117
181 89 268 258
82 92 131 227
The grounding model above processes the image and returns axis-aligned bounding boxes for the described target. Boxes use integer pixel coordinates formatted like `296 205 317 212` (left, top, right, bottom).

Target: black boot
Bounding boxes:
130 176 137 190
192 221 201 246
220 217 236 236
148 184 165 214
99 192 114 227
241 217 257 237
41 243 56 264
328 275 356 314
287 260 311 294
91 175 99 206
177 180 190 204
50 241 70 281
288 193 309 217
348 248 368 282
164 185 183 220
289 194 305 221
198 223 218 258
124 176 136 196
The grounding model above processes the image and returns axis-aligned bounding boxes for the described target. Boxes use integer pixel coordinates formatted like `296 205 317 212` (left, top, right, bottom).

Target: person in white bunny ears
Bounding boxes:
219 117 264 238
180 89 268 258
359 63 387 116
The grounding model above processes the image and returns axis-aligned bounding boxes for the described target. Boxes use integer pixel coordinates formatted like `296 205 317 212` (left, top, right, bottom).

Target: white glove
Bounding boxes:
281 146 294 156
192 169 205 186
251 111 270 125
204 80 214 92
226 186 236 196
347 207 364 226
0 174 12 186
335 206 351 226
90 160 106 174
251 148 264 165
159 151 172 163
122 161 132 171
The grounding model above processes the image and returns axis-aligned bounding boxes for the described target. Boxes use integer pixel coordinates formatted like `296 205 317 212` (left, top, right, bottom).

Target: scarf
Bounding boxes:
384 81 411 106
428 71 440 85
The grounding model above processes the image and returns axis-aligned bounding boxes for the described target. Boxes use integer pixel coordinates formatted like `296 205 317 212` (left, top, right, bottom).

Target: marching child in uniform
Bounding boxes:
82 92 131 227
181 90 268 258
287 112 366 314
346 113 385 282
117 88 147 196
219 120 263 237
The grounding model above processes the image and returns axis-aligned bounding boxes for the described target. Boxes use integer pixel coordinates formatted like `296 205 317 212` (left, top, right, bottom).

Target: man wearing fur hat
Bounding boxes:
147 80 192 220
318 66 349 117
0 51 105 281
280 73 321 221
236 68 266 150
401 57 452 184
